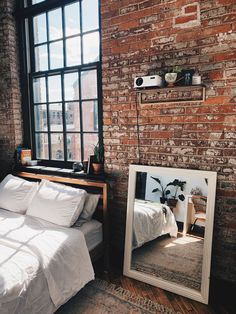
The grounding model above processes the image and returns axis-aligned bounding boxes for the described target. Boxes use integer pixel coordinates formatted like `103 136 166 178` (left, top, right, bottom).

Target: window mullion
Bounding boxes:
61 74 67 162
61 5 67 162
78 72 84 162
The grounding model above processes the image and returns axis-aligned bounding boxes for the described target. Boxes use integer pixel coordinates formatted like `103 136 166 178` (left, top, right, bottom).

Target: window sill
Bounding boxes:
13 164 106 181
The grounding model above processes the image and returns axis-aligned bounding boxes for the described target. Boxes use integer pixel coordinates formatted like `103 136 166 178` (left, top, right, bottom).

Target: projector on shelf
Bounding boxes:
134 75 162 89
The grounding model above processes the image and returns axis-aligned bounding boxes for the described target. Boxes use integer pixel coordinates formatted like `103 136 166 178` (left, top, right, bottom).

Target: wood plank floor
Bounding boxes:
96 265 235 314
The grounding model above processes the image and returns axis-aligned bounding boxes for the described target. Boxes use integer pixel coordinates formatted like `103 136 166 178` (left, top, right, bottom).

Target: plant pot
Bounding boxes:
167 198 178 207
160 197 167 204
92 163 103 174
165 72 178 86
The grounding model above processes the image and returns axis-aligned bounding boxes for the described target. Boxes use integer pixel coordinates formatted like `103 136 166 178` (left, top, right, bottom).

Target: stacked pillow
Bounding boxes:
0 174 38 214
0 174 100 227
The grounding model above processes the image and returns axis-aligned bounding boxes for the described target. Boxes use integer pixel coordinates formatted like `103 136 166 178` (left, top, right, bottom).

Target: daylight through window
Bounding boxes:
22 0 101 164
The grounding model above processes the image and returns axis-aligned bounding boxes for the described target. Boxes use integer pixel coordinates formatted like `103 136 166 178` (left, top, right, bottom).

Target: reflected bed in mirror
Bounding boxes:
124 165 217 304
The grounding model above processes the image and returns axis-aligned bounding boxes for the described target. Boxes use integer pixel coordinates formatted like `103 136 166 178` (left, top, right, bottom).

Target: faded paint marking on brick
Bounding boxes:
174 2 201 29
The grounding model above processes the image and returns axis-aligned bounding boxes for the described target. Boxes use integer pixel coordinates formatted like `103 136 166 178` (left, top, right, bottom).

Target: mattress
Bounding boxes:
73 219 103 251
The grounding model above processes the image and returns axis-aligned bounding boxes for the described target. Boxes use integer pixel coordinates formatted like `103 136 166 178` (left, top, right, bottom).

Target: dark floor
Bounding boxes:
94 260 236 314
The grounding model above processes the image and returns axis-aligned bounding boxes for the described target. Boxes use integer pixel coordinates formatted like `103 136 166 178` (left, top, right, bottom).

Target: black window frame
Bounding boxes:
16 0 103 168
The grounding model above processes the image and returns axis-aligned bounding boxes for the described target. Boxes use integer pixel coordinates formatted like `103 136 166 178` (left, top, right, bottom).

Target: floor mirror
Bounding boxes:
123 165 217 304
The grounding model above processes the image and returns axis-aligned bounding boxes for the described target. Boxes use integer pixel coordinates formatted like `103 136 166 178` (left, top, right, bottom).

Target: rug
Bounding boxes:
56 278 178 314
131 234 204 291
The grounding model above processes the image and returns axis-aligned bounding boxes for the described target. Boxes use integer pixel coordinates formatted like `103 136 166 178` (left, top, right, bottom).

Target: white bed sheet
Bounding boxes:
73 219 103 251
133 199 178 249
0 208 94 314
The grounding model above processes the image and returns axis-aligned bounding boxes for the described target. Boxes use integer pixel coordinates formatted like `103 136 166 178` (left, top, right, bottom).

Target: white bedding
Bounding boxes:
73 219 103 251
0 208 94 314
133 199 178 249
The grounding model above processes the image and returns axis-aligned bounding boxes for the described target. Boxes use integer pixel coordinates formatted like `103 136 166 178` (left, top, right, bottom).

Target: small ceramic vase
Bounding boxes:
165 72 177 86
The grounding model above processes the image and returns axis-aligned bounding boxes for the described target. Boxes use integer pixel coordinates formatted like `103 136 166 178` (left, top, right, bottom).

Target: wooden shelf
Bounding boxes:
137 85 205 104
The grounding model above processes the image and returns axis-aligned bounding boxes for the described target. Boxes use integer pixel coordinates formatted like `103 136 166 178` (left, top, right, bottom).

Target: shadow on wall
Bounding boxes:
0 160 12 181
0 140 15 181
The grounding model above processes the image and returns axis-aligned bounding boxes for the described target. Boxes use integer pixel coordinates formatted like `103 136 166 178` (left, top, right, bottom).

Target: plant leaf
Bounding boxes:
152 188 160 193
151 176 161 184
178 194 185 201
165 190 171 195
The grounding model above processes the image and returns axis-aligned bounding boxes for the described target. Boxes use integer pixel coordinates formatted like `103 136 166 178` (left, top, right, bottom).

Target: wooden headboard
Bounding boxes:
16 171 109 266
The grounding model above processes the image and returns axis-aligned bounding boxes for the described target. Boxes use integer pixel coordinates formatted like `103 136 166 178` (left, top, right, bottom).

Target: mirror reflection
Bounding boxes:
131 172 208 291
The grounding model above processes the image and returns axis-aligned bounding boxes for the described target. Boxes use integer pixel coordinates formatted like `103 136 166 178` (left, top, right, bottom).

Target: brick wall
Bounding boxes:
101 0 236 283
0 0 22 179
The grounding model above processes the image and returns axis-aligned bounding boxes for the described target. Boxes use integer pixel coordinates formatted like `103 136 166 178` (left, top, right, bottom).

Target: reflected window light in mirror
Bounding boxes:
32 0 45 4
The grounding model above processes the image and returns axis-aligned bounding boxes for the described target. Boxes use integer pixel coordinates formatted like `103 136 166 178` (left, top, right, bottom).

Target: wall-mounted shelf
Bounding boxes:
138 85 205 104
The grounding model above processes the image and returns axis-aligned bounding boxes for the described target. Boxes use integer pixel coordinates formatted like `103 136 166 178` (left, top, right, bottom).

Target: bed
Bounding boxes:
133 199 178 249
0 172 109 314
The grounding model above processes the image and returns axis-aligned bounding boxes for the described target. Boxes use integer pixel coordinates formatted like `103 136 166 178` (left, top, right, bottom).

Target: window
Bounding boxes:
18 0 102 166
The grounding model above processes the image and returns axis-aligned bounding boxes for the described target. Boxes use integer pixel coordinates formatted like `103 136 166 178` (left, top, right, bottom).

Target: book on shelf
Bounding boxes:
20 149 32 166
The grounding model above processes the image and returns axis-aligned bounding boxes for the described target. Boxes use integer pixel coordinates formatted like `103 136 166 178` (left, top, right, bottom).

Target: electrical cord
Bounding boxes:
135 92 141 164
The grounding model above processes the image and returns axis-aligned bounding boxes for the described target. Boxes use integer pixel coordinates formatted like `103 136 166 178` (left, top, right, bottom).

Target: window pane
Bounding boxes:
65 102 80 131
33 77 46 103
50 41 63 69
33 13 47 44
66 36 81 66
83 133 98 161
49 103 63 131
48 8 62 41
83 31 99 64
34 105 47 131
51 133 64 160
48 75 62 102
81 70 97 99
35 44 48 71
82 0 99 32
64 72 79 101
67 133 81 161
65 2 80 37
35 133 49 159
82 100 98 131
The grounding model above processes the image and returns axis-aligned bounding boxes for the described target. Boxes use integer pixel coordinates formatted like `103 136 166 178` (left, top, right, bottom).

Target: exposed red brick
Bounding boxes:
100 0 236 285
185 5 198 14
0 0 22 180
175 14 198 25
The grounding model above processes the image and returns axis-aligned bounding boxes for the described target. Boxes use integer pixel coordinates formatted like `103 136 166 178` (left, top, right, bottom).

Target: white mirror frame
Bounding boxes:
123 165 217 304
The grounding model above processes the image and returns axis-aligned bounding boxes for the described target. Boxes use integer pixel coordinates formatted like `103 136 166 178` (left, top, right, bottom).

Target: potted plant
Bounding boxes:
151 176 171 204
91 142 104 174
166 179 186 207
165 66 182 86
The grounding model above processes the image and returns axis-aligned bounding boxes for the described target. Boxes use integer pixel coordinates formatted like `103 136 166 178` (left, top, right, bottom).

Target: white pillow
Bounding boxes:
27 179 87 227
80 193 100 222
0 174 38 214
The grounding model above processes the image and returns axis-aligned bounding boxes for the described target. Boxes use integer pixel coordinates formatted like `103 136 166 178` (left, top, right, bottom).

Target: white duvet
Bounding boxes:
133 199 178 249
0 208 94 314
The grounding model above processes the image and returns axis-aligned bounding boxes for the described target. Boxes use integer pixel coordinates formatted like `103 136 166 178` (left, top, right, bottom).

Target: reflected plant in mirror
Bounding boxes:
124 165 217 304
150 176 171 204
